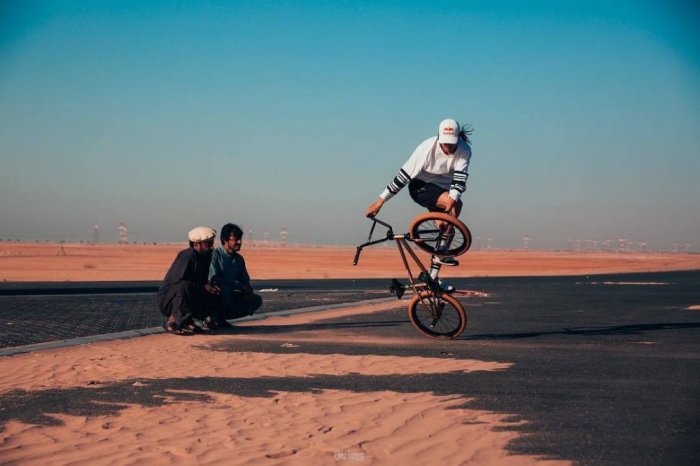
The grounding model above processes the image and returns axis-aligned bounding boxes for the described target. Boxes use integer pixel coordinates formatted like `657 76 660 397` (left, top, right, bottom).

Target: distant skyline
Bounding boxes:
1 1 699 251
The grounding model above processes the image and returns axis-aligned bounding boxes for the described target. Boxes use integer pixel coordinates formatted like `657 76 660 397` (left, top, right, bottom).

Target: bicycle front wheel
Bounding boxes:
408 291 467 339
409 212 472 257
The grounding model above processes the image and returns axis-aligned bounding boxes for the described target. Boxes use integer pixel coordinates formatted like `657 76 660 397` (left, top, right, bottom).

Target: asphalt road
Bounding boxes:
1 271 699 464
0 279 393 348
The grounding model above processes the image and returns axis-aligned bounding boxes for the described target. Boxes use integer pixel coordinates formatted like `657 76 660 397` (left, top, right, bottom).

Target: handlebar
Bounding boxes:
368 216 393 232
352 246 363 266
352 217 395 265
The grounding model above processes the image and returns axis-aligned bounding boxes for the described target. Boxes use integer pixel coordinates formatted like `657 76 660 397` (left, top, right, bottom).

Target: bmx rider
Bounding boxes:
366 118 473 288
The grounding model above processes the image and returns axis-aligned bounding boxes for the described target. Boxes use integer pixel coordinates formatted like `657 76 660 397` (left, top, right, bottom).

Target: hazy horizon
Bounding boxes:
0 222 695 254
1 1 699 251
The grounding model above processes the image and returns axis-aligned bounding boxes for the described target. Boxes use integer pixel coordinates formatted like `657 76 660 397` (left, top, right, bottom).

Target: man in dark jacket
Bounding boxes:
157 226 221 335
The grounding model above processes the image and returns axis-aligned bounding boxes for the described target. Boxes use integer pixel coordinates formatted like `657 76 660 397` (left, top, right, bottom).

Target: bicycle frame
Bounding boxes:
353 217 440 296
354 215 478 339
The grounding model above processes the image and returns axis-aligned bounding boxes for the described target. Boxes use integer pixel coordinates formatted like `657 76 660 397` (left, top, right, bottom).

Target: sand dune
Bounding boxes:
1 392 565 466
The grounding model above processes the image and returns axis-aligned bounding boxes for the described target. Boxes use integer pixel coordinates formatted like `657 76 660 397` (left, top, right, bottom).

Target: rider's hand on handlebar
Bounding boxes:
443 197 455 216
366 197 384 218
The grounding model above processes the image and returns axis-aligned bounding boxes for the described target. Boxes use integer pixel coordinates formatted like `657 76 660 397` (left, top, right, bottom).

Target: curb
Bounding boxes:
0 296 401 357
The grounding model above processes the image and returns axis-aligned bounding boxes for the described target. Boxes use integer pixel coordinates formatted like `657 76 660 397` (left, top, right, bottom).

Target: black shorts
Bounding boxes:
408 179 447 212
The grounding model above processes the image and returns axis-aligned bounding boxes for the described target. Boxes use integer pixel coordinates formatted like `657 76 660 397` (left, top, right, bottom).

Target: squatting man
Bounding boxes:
157 224 261 335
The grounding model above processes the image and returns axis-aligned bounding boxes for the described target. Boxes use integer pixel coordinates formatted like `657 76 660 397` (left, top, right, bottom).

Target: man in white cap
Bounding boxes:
365 119 472 286
157 226 222 335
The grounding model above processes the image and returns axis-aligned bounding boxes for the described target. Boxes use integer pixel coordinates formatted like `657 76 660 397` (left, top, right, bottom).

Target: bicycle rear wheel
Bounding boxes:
409 212 472 257
408 291 467 339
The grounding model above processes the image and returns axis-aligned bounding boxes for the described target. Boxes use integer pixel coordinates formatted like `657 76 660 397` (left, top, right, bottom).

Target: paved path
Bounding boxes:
0 280 391 348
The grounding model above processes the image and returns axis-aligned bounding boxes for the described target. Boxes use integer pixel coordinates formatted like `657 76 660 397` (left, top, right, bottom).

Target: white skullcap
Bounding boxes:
188 226 216 242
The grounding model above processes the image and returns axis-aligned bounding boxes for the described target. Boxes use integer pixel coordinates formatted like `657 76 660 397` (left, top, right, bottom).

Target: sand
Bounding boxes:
0 302 569 465
0 242 698 282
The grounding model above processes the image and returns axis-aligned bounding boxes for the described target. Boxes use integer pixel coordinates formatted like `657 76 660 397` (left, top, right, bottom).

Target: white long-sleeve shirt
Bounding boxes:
380 136 471 202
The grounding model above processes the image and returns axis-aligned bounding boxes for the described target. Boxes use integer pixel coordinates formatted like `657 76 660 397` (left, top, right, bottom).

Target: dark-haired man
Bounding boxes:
208 223 262 328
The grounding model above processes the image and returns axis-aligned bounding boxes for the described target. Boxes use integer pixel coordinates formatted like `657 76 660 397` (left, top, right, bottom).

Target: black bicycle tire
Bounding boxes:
408 291 467 339
408 212 472 257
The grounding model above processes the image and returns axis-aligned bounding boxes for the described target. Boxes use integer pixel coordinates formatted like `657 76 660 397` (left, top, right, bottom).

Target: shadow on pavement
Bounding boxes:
464 322 700 340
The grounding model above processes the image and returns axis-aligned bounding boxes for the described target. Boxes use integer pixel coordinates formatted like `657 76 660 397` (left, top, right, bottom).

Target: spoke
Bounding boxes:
413 296 462 337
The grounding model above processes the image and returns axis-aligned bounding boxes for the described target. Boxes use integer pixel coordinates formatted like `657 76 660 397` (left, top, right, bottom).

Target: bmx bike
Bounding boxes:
353 212 472 339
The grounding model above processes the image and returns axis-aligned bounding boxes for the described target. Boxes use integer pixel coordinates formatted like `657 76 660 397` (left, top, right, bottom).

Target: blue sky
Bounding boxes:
1 0 699 250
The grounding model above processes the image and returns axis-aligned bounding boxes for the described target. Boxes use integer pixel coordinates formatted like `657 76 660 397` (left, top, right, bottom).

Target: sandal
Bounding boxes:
166 322 190 336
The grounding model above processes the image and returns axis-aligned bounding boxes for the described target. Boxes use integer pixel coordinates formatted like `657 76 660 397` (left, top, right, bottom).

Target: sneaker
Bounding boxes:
214 320 235 330
182 322 206 334
434 256 459 266
438 280 456 293
200 318 219 331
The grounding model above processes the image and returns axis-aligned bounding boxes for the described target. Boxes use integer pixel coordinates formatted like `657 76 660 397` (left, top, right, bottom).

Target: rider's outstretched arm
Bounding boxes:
366 139 433 217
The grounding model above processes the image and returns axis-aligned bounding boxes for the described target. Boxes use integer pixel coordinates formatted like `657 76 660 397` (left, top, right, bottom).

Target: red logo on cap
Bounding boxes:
442 128 455 135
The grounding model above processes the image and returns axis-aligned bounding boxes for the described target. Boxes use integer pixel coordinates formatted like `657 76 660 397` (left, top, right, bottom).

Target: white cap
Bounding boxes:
188 226 216 242
438 119 459 144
